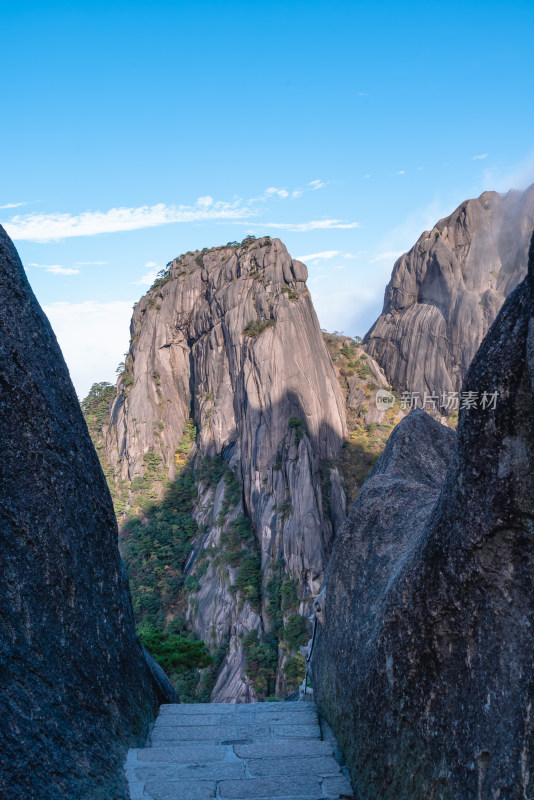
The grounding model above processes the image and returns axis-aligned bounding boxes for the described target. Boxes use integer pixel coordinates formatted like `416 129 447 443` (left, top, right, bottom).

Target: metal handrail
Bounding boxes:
303 615 318 695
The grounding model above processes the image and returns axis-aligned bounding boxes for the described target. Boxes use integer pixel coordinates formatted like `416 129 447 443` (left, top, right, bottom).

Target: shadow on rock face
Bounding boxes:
313 232 534 799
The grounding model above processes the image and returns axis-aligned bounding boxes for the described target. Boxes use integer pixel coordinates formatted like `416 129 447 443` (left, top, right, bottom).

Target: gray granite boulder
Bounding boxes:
313 233 534 798
0 225 176 800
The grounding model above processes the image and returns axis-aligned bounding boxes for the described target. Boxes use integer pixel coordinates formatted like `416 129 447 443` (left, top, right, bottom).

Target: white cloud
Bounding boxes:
265 219 360 232
397 170 405 175
295 250 341 262
364 174 371 179
2 197 253 242
357 92 368 96
250 180 325 203
28 262 79 275
43 300 134 399
1 181 337 243
196 195 214 207
0 201 29 209
265 187 289 199
370 250 404 263
45 266 80 275
472 153 488 160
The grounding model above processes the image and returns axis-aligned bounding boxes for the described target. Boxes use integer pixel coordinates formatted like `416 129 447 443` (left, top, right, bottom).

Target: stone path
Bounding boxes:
126 701 353 800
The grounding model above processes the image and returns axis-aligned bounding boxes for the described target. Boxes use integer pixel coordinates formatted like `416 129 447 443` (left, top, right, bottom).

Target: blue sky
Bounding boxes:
1 0 533 397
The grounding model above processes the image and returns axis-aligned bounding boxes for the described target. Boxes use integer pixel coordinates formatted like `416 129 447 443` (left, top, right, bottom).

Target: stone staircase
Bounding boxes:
126 701 353 800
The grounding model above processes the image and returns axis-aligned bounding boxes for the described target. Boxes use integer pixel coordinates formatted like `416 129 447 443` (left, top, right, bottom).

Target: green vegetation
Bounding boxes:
241 235 259 247
277 500 292 520
175 418 197 467
195 636 230 702
137 623 212 674
283 613 308 649
81 382 128 513
121 465 198 621
322 331 402 504
81 394 215 700
448 408 459 428
233 551 262 611
221 514 255 566
196 453 228 488
281 287 298 300
116 353 135 392
243 630 279 695
284 652 305 686
288 416 307 443
149 266 172 292
337 408 399 505
171 236 272 264
242 319 275 337
261 562 308 694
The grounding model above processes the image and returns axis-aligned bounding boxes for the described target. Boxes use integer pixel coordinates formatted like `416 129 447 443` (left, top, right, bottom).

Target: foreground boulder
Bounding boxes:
313 233 534 798
0 225 176 799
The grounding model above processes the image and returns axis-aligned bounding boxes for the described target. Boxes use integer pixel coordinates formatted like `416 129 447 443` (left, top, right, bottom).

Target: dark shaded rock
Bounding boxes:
0 226 175 800
364 184 534 401
313 233 534 798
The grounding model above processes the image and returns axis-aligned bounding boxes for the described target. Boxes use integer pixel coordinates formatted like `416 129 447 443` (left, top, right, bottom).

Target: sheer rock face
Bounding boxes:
106 237 347 701
0 227 173 800
364 183 534 400
313 234 534 799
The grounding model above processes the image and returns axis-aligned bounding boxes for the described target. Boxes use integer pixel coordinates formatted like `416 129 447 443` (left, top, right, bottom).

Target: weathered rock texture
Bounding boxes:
313 232 534 799
364 183 534 401
106 237 347 701
0 226 175 800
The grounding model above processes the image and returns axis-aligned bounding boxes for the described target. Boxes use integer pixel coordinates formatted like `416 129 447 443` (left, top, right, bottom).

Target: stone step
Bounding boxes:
150 723 321 744
158 703 317 718
126 702 353 800
153 711 318 727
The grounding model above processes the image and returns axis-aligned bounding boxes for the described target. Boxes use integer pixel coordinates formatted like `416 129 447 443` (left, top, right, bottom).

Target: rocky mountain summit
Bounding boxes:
0 226 176 800
101 236 347 701
364 183 534 403
312 232 534 798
